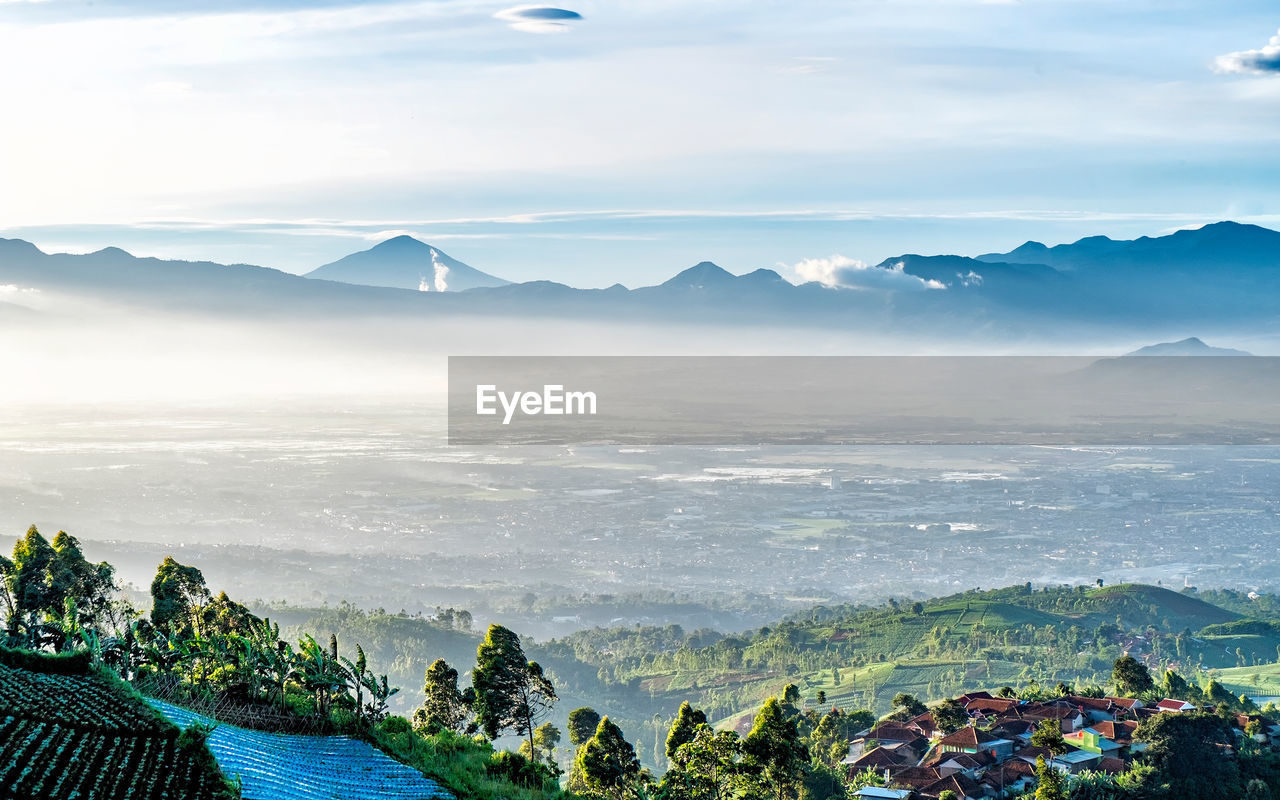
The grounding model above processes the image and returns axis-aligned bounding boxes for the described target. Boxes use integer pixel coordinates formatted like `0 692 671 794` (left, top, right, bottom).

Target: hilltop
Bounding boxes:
307 236 510 292
1124 337 1253 357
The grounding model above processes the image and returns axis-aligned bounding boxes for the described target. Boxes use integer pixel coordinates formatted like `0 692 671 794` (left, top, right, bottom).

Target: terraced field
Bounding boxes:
150 700 451 800
0 655 232 800
1213 663 1280 705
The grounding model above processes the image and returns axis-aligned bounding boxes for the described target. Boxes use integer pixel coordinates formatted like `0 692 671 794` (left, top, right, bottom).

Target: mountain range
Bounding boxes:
1 221 1277 335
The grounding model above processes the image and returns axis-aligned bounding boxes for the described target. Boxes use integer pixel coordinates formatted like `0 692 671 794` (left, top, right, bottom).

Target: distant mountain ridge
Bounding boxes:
1 221 1277 333
1124 337 1253 357
307 236 509 292
978 221 1280 273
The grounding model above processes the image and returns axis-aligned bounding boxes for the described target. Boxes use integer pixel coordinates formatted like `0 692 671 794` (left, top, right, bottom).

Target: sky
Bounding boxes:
1 0 1279 287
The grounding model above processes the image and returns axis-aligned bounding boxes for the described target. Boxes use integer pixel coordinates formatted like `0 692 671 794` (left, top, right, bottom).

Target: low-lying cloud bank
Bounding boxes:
788 255 946 291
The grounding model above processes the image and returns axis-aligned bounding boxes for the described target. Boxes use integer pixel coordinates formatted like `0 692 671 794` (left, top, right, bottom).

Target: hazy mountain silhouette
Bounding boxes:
1124 337 1253 357
978 221 1280 273
307 236 509 292
1 221 1277 334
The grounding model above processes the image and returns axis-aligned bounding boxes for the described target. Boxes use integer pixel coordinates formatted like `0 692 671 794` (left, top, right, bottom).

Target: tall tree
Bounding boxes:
807 710 849 766
49 530 115 625
1134 712 1242 800
472 623 558 761
742 697 807 800
1031 718 1069 756
10 526 56 622
1034 756 1067 800
779 684 802 716
414 658 471 734
519 722 562 769
932 698 969 734
666 701 708 760
569 707 603 746
572 716 642 800
1111 655 1155 697
889 693 927 719
150 557 210 637
660 725 741 800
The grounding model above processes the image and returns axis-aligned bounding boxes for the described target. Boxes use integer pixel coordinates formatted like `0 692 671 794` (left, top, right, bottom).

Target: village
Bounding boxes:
842 690 1280 800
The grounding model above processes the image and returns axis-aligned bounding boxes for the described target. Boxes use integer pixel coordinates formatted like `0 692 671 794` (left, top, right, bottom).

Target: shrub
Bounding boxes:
485 750 557 791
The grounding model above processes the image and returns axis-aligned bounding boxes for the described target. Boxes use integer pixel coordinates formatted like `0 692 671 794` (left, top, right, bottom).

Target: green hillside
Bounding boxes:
280 582 1280 772
0 648 237 800
1083 583 1239 629
539 583 1279 739
1211 662 1280 704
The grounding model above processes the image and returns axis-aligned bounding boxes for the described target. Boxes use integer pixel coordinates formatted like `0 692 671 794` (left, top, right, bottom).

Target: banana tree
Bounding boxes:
296 634 349 719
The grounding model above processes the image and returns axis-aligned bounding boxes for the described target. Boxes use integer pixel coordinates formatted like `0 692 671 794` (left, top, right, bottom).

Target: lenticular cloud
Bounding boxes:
495 6 583 34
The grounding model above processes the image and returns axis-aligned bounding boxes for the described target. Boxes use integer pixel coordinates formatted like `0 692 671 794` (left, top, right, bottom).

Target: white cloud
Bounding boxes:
0 284 46 310
788 255 946 292
1214 29 1280 75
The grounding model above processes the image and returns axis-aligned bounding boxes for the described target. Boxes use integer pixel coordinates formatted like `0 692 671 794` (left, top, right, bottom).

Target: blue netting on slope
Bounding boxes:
148 699 452 800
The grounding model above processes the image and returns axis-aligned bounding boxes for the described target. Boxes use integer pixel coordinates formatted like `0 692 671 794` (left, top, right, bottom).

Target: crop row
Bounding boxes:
0 664 166 732
0 715 221 800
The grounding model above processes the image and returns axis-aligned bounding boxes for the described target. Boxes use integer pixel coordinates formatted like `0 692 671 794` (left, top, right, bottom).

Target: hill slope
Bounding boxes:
150 700 450 800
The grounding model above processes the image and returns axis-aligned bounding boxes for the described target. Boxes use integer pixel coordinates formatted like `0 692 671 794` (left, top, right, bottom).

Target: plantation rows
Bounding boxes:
151 700 453 800
0 714 224 800
0 663 168 733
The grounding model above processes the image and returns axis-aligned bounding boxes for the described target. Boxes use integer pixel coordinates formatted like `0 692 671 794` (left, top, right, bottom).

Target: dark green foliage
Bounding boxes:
1200 620 1280 637
1034 755 1067 800
1134 712 1241 800
3 527 115 650
666 701 708 759
414 658 471 734
1112 655 1155 697
659 724 742 800
801 761 845 800
1067 771 1130 800
369 723 565 800
0 658 238 799
150 557 210 637
1162 670 1192 699
932 697 968 734
472 624 558 761
486 750 558 791
519 722 563 769
569 706 603 746
1244 780 1272 800
806 709 850 766
889 692 927 719
573 716 643 800
0 644 92 674
1031 718 1069 756
11 526 56 619
742 697 808 800
473 624 530 740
